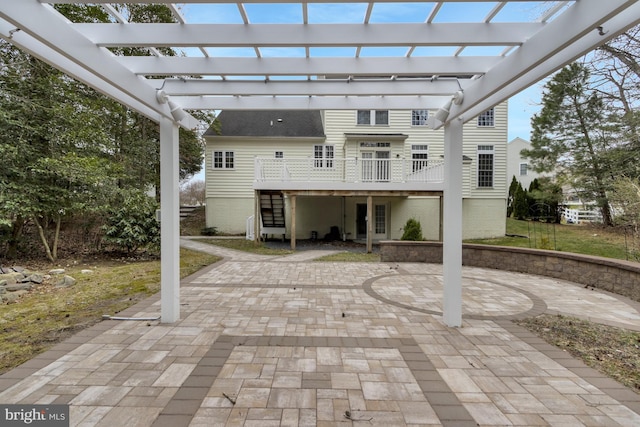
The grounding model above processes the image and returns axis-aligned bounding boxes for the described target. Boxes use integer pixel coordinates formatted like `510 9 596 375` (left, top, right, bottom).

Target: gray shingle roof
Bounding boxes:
205 110 324 138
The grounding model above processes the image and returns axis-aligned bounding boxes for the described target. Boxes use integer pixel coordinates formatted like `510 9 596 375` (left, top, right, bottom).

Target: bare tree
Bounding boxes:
180 180 206 206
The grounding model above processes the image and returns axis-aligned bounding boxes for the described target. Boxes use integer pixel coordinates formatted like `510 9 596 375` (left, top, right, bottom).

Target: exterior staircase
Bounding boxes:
259 191 286 237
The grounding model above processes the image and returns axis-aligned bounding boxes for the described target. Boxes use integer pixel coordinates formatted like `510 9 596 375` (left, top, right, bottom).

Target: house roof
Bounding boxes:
344 133 409 141
205 110 325 138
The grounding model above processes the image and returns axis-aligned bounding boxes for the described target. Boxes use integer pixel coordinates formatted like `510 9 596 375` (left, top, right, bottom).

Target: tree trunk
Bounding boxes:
5 216 25 259
52 214 61 261
599 197 614 227
32 215 55 263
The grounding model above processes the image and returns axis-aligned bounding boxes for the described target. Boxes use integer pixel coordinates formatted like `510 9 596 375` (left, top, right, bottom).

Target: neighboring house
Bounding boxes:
506 137 602 223
506 137 547 189
204 104 508 245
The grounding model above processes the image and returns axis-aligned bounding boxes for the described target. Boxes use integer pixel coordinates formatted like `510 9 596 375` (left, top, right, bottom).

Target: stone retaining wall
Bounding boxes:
380 241 640 302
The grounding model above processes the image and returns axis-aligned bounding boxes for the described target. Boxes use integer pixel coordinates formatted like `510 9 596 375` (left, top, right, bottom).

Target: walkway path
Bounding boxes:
0 239 639 426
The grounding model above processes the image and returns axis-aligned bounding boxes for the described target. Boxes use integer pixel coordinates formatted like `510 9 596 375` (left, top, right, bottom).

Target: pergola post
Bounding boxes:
160 118 180 323
443 119 463 327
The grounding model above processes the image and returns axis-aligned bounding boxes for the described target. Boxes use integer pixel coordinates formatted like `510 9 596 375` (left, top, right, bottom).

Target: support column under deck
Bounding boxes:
443 119 463 327
366 195 373 253
291 195 297 250
160 119 180 323
254 190 260 244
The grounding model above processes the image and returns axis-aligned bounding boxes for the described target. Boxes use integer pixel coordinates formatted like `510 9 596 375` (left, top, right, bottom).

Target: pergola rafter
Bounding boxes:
118 56 501 77
2 1 638 119
75 22 542 47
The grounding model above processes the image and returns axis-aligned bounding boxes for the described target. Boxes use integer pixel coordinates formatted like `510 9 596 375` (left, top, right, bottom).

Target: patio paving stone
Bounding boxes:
1 239 639 425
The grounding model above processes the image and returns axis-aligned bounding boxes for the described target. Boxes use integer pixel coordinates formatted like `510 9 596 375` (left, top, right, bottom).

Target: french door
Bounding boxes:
361 151 390 182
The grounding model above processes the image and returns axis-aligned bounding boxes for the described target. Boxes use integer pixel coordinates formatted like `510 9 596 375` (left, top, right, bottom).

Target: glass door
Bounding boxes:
361 152 374 181
375 151 390 181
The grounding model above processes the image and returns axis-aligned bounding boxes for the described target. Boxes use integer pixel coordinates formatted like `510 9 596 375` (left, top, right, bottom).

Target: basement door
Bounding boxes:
356 203 388 240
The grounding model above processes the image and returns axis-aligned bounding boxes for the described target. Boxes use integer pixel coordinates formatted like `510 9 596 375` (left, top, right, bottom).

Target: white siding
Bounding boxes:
463 198 507 239
205 138 324 232
389 197 441 240
461 102 508 199
507 137 549 190
206 196 253 234
205 138 324 199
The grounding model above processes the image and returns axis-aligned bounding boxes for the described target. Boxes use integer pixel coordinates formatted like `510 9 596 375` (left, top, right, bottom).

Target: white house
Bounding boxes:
506 137 549 190
205 104 508 249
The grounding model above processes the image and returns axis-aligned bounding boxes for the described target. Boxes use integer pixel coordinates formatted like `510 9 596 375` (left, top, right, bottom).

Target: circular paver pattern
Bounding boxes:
365 273 546 320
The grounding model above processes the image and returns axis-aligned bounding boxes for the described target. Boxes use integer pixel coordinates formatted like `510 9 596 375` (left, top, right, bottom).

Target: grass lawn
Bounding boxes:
517 314 640 393
194 238 294 256
313 252 380 262
0 248 220 374
467 218 634 261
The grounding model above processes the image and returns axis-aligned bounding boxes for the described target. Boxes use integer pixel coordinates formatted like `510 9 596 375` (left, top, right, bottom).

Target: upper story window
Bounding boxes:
213 151 234 169
314 144 334 168
477 108 495 127
357 110 389 125
412 110 429 126
477 145 494 187
275 151 284 159
411 144 429 172
519 162 528 176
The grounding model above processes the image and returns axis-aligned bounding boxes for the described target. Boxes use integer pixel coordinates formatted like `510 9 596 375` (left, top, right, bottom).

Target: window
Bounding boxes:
213 151 234 169
519 162 528 176
411 144 429 172
477 145 494 187
375 205 386 234
275 151 284 159
412 110 429 126
314 144 334 168
359 142 390 148
477 108 495 127
357 110 389 125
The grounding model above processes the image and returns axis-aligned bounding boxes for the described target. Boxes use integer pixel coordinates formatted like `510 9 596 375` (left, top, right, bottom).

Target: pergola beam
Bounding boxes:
454 1 640 123
448 0 640 123
169 95 454 110
0 17 162 123
0 1 198 129
118 56 501 77
46 0 547 4
150 78 469 97
74 22 542 47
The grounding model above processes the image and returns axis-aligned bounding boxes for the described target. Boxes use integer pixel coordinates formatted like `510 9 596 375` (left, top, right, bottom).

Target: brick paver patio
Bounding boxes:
1 238 639 426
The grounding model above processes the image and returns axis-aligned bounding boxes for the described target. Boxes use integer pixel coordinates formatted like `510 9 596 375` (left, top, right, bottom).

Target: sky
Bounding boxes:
179 1 559 182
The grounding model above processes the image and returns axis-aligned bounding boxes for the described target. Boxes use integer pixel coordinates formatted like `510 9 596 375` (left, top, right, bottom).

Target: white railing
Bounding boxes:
255 157 444 184
246 215 255 240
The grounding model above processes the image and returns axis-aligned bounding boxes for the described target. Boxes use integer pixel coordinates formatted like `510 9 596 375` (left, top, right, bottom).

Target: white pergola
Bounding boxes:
1 1 638 327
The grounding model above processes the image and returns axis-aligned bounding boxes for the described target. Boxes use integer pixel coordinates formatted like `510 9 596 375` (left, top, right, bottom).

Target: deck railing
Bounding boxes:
255 157 445 184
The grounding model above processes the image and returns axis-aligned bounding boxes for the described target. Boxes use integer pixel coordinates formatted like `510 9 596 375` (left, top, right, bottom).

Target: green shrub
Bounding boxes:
102 190 160 253
401 218 423 241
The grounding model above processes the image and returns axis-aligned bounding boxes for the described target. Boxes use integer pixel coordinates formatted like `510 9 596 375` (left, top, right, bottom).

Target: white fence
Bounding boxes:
562 207 602 224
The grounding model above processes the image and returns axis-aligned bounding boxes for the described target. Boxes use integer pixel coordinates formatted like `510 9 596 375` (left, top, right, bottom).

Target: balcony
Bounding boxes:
254 157 446 192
